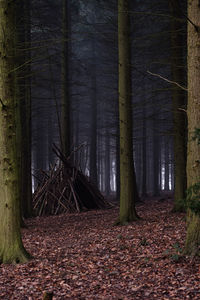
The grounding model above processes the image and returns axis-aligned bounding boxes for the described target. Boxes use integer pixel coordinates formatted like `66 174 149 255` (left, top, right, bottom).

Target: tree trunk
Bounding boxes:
117 0 139 224
0 0 31 263
184 0 200 256
169 0 187 211
18 0 32 218
116 118 120 200
61 0 71 157
105 129 111 197
164 139 169 191
142 105 147 197
89 36 98 186
153 118 160 196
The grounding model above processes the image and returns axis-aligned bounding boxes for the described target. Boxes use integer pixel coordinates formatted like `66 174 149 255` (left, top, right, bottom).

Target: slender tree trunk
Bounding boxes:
153 119 160 196
184 0 200 256
48 112 54 166
142 106 147 197
89 83 98 185
105 129 111 197
89 37 98 186
117 0 139 224
0 0 31 263
61 0 71 157
164 139 169 191
170 0 187 211
116 117 120 200
19 0 32 218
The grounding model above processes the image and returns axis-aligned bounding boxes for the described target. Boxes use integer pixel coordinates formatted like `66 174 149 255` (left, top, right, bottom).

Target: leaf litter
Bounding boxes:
0 198 199 299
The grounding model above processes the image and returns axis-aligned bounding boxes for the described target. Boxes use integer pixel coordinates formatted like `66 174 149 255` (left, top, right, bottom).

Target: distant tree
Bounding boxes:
117 0 139 224
61 0 71 157
0 0 30 263
17 0 32 218
153 115 160 196
141 104 147 197
184 0 200 256
169 0 187 212
89 36 98 186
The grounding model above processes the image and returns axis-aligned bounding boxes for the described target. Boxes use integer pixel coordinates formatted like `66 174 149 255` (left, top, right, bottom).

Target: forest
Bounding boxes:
0 0 200 299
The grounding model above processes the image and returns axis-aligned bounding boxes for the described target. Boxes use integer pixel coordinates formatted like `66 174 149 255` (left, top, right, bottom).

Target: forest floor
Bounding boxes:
0 198 200 299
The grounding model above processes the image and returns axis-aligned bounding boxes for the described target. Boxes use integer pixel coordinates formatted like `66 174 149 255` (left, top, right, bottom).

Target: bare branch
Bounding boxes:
147 70 188 91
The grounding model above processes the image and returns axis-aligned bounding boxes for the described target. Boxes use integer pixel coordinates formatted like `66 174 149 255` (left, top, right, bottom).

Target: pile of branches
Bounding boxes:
33 146 110 216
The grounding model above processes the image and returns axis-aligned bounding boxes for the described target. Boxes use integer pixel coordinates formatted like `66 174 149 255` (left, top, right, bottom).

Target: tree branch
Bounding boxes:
147 70 188 91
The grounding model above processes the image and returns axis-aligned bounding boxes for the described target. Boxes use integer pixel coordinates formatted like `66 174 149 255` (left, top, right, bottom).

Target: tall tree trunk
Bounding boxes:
89 37 98 186
142 105 147 197
164 139 169 191
117 0 139 224
89 77 98 185
170 0 187 211
61 0 71 157
18 0 32 218
184 0 200 256
0 0 31 263
105 129 111 197
116 116 120 200
153 119 160 196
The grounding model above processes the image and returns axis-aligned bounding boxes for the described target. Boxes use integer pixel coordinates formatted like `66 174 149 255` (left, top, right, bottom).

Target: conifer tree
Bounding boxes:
117 0 139 224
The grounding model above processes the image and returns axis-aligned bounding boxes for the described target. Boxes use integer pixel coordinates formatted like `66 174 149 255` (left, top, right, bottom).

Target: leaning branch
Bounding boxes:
147 70 188 91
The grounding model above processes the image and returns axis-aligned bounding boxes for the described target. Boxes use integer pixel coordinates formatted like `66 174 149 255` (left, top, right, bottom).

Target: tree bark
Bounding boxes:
184 0 200 256
0 0 31 263
117 0 139 224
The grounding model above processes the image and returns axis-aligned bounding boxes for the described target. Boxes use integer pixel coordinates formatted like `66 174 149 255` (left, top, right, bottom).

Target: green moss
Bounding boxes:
184 212 200 256
192 128 200 144
186 182 200 215
0 236 32 264
172 198 186 213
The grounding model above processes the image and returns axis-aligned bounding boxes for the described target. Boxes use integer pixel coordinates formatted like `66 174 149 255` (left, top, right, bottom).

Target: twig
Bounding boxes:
178 108 187 113
147 70 188 91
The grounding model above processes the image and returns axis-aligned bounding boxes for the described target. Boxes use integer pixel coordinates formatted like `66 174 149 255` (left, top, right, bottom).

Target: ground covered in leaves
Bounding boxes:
0 198 200 299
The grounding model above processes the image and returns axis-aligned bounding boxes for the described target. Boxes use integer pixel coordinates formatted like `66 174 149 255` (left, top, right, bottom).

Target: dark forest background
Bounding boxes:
30 0 186 198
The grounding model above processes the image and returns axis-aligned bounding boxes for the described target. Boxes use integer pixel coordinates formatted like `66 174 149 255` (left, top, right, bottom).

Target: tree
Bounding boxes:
89 36 98 186
17 0 32 218
141 104 147 197
117 0 139 224
184 0 200 256
61 0 71 157
0 0 31 263
169 0 187 212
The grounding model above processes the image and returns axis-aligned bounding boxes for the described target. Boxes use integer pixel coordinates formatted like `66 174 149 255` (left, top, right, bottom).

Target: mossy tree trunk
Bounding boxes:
184 0 200 256
118 0 139 224
0 0 31 263
169 0 187 212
